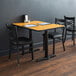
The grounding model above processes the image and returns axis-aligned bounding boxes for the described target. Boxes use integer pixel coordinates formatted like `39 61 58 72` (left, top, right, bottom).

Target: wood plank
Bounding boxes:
0 39 76 76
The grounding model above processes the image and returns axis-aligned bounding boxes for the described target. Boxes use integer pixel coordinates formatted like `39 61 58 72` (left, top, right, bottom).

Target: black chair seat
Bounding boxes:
11 37 32 45
66 27 76 31
48 32 62 39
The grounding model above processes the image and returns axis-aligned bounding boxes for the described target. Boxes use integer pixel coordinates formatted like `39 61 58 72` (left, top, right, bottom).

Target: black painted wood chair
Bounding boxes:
64 16 76 45
46 18 65 55
6 24 34 64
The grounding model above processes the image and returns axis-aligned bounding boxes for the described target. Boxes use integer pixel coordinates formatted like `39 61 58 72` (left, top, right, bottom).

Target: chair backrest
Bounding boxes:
64 16 75 29
55 18 65 25
54 18 65 32
6 24 19 44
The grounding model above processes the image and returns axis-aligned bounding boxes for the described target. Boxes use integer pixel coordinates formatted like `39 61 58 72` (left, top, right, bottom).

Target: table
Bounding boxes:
13 21 64 61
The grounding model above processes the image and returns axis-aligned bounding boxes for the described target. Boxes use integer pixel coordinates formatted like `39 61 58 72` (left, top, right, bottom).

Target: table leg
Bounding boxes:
36 30 56 62
29 30 32 52
29 30 40 60
29 30 34 60
29 30 40 52
44 30 49 58
45 31 56 58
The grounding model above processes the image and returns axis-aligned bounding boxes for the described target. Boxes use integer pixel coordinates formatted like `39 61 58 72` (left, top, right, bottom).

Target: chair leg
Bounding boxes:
72 31 75 45
31 50 34 60
22 45 25 55
43 34 45 51
73 38 75 46
31 47 34 60
8 45 12 59
29 43 34 60
16 46 20 65
8 49 11 59
64 30 67 43
62 38 65 51
53 38 55 54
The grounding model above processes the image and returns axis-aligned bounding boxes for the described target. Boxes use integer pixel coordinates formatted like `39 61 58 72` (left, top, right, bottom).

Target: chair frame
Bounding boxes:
64 16 76 45
6 24 34 64
45 18 66 55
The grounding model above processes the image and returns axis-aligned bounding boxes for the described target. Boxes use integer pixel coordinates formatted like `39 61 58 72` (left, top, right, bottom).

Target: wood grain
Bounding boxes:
13 21 64 31
0 39 76 76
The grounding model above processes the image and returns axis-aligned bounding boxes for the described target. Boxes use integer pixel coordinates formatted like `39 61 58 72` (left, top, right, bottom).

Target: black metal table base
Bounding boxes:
50 54 56 58
36 54 56 62
21 49 40 55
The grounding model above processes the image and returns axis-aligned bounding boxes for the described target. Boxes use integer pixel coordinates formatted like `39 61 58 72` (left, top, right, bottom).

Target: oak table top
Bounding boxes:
13 21 64 31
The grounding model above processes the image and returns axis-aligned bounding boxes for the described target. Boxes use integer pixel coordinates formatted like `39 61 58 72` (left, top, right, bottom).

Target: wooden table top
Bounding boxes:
13 21 64 31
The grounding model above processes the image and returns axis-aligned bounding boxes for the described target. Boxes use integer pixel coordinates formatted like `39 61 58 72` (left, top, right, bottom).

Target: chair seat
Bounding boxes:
48 32 62 39
67 27 76 31
11 37 32 45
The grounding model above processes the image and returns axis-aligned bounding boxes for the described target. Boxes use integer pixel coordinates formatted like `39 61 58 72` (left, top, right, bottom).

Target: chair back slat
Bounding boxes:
54 18 65 32
6 24 19 44
64 16 75 29
55 18 65 25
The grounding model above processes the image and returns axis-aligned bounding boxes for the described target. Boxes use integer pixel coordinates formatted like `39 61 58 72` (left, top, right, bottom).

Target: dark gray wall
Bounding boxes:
0 0 76 52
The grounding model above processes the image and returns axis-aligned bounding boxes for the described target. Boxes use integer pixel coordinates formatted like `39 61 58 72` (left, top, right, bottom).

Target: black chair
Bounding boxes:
6 24 34 64
45 18 65 55
64 16 76 45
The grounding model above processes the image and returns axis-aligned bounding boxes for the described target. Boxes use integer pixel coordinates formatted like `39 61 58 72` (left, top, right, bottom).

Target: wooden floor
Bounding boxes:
0 40 76 76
